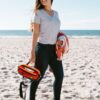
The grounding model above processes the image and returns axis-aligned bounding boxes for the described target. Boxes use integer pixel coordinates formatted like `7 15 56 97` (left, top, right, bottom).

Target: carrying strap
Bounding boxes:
19 81 27 98
19 62 30 99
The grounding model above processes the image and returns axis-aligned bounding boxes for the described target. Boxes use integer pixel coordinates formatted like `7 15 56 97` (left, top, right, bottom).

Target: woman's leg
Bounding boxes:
30 43 49 100
49 48 64 100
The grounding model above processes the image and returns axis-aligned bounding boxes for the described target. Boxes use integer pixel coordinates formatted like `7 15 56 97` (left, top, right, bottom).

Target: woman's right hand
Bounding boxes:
29 51 36 66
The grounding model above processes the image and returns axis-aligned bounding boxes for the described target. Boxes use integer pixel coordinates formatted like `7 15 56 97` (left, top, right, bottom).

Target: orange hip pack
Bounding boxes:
18 63 41 80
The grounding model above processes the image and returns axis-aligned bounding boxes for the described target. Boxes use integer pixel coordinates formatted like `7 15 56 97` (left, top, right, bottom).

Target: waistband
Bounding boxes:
38 42 56 47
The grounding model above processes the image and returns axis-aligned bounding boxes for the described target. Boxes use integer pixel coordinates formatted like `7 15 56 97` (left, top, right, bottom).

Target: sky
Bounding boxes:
0 0 100 30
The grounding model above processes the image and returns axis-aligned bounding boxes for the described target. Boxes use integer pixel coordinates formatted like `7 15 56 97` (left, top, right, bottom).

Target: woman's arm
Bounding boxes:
31 23 40 51
30 23 40 63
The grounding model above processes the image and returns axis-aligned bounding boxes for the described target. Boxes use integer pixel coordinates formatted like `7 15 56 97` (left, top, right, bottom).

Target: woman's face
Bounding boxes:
40 0 51 7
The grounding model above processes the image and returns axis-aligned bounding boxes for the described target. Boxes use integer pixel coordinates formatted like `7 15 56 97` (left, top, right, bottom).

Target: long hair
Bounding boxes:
34 0 53 12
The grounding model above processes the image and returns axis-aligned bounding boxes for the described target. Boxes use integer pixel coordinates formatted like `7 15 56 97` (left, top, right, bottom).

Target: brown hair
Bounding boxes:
34 0 53 11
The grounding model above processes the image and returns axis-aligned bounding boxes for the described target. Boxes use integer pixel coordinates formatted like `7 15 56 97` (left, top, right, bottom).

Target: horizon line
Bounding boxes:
0 29 100 31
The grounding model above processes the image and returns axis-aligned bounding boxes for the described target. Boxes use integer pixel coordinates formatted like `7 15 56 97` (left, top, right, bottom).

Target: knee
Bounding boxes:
30 76 43 87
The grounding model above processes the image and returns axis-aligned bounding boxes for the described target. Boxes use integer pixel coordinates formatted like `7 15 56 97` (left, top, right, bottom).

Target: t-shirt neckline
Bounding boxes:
43 9 55 17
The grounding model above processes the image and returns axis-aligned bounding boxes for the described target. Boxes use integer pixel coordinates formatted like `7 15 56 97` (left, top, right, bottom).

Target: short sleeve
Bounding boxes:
55 11 59 18
55 11 61 25
31 10 41 24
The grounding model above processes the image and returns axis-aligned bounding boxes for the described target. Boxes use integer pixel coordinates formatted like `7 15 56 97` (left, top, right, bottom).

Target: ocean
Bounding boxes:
0 30 100 37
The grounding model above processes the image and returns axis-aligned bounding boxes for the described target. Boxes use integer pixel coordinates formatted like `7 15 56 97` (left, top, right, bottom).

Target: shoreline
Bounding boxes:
0 35 100 39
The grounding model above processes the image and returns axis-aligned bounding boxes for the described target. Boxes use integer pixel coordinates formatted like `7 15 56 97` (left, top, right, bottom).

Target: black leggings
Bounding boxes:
30 43 64 100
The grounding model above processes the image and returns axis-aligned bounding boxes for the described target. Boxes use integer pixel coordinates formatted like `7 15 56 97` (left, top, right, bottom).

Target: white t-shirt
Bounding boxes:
31 9 61 44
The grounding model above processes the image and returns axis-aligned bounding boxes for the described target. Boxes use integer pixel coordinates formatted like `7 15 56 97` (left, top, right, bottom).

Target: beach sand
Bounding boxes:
0 37 100 100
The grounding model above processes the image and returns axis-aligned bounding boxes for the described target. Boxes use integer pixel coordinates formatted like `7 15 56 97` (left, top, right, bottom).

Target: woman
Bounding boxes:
29 0 64 100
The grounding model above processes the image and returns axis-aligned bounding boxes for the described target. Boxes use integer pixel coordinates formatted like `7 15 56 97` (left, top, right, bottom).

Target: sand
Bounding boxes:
0 37 100 100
